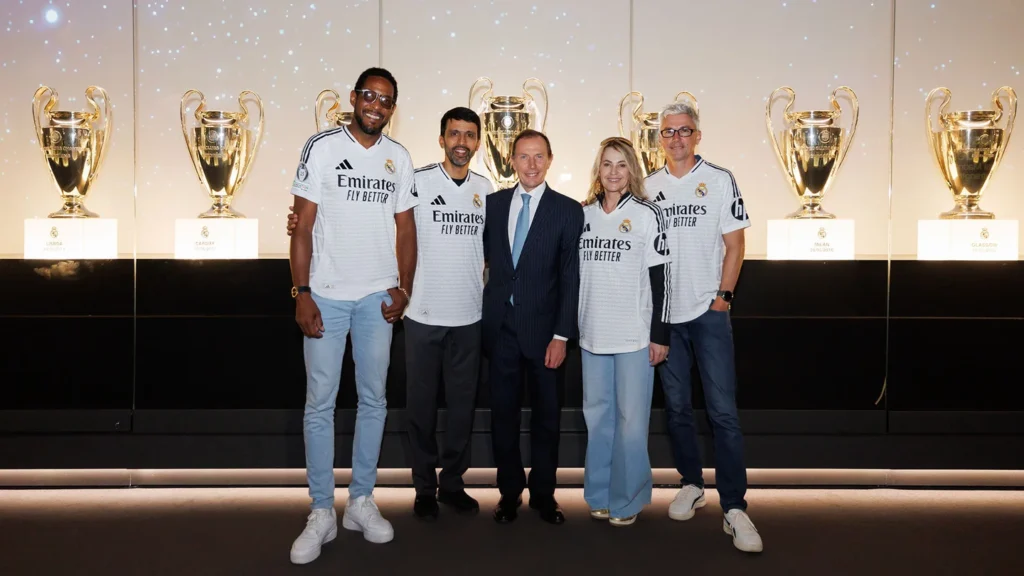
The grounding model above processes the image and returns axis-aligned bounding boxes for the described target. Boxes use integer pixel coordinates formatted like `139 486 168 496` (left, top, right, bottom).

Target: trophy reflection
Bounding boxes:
314 88 393 135
180 89 264 218
468 77 548 189
926 86 1017 219
618 91 698 177
32 85 113 218
767 86 859 219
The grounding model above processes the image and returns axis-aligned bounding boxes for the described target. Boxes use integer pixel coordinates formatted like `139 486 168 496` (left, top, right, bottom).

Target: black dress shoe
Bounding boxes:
414 494 439 520
530 497 565 525
493 495 522 523
438 489 480 514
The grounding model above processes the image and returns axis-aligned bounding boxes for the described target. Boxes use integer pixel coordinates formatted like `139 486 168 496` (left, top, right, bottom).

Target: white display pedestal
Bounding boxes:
174 219 259 259
23 218 118 259
767 219 855 260
917 220 1019 261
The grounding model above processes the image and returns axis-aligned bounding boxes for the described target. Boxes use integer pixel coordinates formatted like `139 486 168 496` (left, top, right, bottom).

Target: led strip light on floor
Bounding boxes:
1 468 1023 488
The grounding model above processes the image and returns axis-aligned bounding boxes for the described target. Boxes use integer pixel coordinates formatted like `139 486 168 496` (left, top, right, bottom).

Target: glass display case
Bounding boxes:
0 0 1020 458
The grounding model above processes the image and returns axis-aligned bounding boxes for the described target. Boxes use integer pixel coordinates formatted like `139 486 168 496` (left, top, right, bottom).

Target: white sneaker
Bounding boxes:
668 485 706 521
724 509 763 553
342 495 394 544
290 508 337 564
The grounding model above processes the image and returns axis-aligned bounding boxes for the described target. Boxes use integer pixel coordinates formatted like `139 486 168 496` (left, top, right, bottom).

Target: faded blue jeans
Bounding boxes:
303 290 393 510
657 308 748 512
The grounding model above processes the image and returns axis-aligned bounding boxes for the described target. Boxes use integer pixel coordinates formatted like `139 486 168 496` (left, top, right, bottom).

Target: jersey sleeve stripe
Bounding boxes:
661 261 672 322
414 163 440 174
631 196 668 234
704 161 741 197
382 134 411 155
300 127 346 163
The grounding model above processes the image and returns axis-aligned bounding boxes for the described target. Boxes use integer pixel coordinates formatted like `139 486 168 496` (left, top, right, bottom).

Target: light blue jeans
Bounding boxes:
581 347 655 518
303 290 393 510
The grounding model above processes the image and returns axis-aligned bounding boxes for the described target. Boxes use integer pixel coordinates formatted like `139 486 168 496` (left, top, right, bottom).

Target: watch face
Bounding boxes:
291 287 298 298
720 291 733 302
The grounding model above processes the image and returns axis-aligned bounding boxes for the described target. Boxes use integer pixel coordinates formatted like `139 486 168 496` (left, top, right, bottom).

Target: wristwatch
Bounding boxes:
291 286 311 298
716 290 734 302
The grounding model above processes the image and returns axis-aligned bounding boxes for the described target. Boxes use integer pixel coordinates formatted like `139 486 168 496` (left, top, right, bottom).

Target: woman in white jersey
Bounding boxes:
578 136 672 526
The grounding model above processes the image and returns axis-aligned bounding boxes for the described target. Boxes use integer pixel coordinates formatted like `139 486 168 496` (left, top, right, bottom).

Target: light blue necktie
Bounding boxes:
510 193 531 303
516 190 532 266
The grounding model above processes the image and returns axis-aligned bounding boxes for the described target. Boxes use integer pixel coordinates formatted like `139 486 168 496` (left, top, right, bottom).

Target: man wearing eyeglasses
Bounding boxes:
644 102 763 553
288 67 417 564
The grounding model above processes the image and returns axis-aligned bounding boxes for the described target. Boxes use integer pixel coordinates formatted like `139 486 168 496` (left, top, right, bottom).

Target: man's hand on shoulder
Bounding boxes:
545 338 566 369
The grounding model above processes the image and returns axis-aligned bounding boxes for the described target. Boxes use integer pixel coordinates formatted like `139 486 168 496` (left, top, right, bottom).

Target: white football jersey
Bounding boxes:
645 156 751 323
405 163 493 327
578 194 671 354
290 126 418 301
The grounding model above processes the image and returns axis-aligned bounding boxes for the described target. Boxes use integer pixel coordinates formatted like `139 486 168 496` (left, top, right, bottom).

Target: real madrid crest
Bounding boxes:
472 193 483 208
619 219 632 233
981 227 990 239
817 227 827 239
695 182 708 198
384 159 396 175
201 226 210 238
49 226 58 239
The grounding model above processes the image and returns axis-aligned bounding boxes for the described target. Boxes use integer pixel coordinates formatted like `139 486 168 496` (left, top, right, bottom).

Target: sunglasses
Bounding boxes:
355 88 396 110
600 136 634 147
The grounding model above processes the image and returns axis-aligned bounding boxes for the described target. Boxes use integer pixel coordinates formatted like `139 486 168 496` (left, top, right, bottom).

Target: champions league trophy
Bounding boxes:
468 77 548 189
618 90 698 177
926 86 1017 219
766 86 859 219
32 85 113 217
180 89 264 218
314 88 393 135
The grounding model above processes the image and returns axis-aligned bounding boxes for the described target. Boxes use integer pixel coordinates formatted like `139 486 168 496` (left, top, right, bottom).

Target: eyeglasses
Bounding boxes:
355 89 396 110
660 127 696 138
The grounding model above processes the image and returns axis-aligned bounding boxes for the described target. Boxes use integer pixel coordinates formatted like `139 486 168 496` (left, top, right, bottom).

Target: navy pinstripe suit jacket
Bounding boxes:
482 184 585 360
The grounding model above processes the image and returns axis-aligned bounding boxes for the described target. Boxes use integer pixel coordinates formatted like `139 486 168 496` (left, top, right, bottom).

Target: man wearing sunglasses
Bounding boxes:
288 67 417 564
644 102 763 553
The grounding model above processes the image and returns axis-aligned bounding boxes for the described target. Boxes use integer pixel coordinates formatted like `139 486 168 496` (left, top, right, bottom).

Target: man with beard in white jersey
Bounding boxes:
645 101 763 553
287 67 417 564
402 107 493 519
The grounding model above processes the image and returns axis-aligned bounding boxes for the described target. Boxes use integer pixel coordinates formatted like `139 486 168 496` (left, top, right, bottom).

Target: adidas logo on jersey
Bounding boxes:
335 159 354 170
653 191 666 202
430 195 447 206
582 223 591 232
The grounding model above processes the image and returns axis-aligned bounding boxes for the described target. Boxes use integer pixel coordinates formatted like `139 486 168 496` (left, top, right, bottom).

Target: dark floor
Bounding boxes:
1 487 1021 575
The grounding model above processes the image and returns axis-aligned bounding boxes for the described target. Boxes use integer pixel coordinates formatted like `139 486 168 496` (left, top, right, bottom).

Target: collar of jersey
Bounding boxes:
661 155 704 183
594 192 632 216
437 163 472 183
342 125 383 150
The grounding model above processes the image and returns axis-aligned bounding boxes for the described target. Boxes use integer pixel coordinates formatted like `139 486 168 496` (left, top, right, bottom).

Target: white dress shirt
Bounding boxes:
507 181 547 250
506 181 566 342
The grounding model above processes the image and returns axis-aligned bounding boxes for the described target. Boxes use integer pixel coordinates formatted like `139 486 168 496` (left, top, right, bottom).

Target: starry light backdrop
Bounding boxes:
0 0 1021 258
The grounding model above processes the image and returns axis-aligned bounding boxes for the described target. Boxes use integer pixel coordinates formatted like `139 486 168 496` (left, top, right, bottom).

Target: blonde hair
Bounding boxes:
583 137 647 206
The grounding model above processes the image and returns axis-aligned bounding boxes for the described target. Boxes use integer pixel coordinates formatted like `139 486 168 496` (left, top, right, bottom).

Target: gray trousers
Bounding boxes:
404 318 481 495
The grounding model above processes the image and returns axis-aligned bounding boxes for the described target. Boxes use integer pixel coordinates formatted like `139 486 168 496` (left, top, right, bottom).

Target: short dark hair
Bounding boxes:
439 107 482 137
512 129 552 157
354 67 398 100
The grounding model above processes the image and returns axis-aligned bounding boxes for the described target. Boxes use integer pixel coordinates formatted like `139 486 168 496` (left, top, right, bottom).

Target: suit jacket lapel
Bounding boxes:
500 190 514 267
519 188 555 262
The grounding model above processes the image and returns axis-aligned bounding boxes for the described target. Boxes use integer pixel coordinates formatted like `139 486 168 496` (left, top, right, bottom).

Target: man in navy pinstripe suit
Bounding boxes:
482 129 585 525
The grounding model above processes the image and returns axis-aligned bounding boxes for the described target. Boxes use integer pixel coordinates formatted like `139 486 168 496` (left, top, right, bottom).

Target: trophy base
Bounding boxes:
48 203 99 218
786 205 835 219
199 205 245 219
939 205 994 220
24 218 118 259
